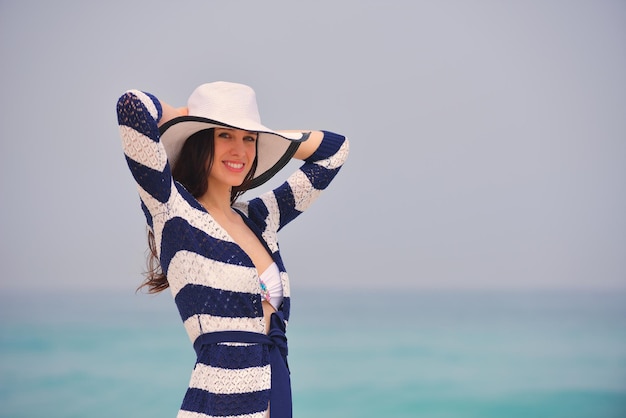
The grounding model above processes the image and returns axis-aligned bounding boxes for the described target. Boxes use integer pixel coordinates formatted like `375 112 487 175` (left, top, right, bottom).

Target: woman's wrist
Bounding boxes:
292 130 324 160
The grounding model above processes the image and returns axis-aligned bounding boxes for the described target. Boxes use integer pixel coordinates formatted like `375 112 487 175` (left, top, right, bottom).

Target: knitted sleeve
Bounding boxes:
116 90 171 228
243 131 349 234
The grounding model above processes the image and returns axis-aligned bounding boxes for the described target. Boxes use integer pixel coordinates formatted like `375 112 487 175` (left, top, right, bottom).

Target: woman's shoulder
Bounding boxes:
233 195 277 226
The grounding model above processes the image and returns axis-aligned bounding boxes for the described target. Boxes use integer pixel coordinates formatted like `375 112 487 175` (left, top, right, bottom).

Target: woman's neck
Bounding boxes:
197 186 235 219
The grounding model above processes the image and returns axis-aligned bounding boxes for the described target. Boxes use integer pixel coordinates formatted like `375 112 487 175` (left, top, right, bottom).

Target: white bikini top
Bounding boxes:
259 262 283 310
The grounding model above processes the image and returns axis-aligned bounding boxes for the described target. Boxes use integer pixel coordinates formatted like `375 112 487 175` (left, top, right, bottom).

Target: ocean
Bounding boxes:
1 288 625 418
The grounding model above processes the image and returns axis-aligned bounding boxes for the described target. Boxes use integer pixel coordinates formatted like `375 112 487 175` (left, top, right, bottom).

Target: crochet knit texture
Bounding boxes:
117 90 348 418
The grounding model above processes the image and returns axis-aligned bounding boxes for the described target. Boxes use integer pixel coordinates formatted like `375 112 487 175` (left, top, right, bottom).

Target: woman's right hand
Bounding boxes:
158 100 188 127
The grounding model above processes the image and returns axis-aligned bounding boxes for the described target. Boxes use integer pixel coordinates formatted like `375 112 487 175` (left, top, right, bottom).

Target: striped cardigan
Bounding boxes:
117 90 349 417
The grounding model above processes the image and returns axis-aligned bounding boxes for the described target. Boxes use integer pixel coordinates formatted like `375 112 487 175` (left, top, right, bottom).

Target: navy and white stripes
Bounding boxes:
117 90 348 418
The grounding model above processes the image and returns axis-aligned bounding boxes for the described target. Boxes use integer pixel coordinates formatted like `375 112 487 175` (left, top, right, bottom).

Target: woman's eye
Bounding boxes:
218 132 230 138
244 136 257 142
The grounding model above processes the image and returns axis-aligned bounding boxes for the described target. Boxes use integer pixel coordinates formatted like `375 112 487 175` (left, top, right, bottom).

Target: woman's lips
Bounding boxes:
223 161 245 172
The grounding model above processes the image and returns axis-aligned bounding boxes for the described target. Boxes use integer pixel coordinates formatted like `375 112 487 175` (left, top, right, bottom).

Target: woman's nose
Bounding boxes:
230 137 246 154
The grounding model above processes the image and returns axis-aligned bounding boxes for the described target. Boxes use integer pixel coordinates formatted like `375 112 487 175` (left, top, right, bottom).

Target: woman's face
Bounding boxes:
208 128 258 188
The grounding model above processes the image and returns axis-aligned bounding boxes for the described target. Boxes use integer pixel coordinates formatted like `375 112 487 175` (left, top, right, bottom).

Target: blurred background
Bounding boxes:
1 1 625 417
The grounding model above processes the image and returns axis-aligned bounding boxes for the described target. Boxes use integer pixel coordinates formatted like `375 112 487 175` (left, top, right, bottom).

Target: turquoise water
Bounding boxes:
1 289 625 417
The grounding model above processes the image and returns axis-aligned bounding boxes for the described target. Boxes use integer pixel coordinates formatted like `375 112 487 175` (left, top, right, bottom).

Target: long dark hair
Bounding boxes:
138 128 258 293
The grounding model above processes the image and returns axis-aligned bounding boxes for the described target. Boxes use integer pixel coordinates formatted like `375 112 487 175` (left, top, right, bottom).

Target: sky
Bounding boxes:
0 0 625 293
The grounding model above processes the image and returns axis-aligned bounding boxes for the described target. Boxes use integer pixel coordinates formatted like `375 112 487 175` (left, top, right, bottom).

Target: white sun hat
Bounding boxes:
159 81 309 189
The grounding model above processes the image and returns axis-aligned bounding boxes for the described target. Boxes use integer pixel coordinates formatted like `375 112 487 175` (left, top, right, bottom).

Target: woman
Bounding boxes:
116 81 349 418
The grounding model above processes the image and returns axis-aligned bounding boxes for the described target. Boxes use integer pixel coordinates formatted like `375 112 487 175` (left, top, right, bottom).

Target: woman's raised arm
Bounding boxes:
277 130 324 161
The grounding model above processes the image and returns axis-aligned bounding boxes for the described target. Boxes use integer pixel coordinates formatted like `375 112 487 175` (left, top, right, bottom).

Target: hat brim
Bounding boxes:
159 116 309 189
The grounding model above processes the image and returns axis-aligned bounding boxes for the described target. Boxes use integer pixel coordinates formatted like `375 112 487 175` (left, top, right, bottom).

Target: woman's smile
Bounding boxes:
223 160 246 172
